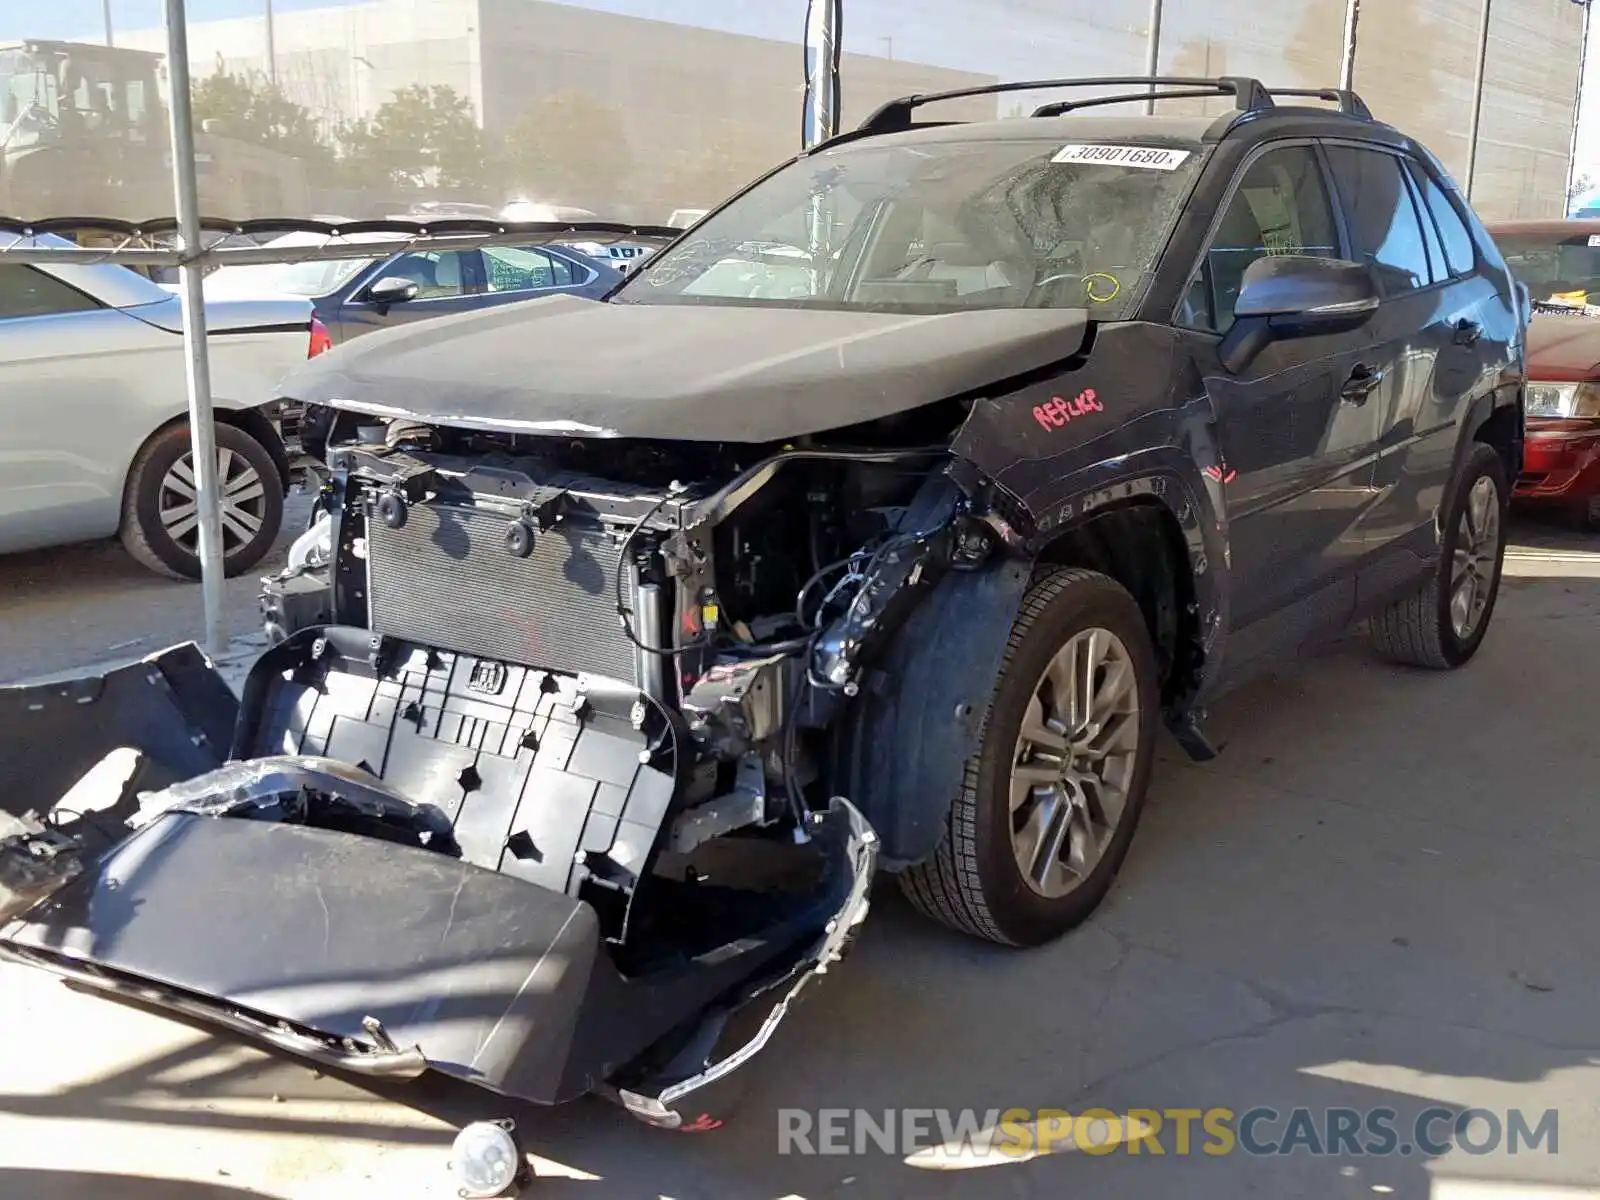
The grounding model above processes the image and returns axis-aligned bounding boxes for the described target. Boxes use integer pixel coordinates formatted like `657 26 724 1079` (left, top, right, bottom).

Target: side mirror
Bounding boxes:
1221 256 1379 373
364 276 420 309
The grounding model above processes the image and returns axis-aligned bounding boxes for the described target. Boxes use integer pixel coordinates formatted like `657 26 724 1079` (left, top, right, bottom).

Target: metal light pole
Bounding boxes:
102 0 116 46
266 0 278 86
1339 0 1361 90
162 0 229 659
1143 0 1164 114
1565 0 1594 211
802 0 841 149
1465 0 1494 199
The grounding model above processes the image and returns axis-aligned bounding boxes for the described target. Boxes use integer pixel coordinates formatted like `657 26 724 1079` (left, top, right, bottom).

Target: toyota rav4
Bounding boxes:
1 75 1525 1129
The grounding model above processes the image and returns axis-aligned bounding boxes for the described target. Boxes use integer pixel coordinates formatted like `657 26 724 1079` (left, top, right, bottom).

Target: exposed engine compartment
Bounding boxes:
268 413 1012 932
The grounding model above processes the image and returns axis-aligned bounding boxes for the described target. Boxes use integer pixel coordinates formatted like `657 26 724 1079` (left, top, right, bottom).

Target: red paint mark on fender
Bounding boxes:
1032 388 1103 432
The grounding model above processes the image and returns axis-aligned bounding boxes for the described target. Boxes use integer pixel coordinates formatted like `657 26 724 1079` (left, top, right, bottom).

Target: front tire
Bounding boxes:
1368 442 1507 669
120 422 285 580
900 568 1160 946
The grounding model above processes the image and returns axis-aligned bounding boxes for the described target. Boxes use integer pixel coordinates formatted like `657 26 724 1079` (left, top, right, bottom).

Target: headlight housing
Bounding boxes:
1525 381 1600 419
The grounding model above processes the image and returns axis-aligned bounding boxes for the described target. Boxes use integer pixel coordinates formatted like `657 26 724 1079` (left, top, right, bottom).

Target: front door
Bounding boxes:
0 267 165 552
337 249 481 339
1177 143 1385 674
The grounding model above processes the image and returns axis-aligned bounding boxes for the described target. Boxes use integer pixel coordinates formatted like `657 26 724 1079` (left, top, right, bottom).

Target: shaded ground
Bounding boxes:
1 511 1598 1198
0 491 314 684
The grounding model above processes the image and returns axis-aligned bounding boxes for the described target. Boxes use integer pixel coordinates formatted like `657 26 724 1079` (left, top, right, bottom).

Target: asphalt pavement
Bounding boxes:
2 508 1599 1199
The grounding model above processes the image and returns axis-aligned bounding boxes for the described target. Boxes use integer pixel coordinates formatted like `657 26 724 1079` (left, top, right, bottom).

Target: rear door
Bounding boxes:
1178 142 1385 671
1320 143 1492 604
0 266 171 552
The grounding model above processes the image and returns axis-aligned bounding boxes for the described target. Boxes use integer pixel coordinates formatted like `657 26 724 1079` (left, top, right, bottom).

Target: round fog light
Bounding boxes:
451 1119 524 1197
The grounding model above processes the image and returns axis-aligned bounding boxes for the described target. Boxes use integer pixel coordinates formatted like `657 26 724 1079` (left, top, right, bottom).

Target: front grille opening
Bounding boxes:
366 501 638 683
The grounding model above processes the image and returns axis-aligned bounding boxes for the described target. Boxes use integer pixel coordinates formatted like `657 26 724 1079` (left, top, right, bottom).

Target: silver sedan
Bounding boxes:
0 246 314 578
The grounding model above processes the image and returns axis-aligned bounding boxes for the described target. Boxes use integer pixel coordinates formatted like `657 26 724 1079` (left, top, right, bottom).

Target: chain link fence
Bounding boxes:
2 0 1588 227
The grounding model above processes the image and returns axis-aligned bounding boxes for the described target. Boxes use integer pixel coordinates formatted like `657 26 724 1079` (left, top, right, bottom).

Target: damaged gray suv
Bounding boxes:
1 76 1523 1129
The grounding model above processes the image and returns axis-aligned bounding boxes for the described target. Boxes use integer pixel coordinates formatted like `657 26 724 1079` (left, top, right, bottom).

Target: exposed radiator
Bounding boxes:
365 500 638 683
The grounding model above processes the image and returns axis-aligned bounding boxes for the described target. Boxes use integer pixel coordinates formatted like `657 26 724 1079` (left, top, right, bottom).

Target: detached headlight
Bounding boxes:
1526 382 1600 419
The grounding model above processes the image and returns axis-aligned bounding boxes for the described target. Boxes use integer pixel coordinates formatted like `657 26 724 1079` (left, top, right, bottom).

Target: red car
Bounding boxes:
1489 219 1600 529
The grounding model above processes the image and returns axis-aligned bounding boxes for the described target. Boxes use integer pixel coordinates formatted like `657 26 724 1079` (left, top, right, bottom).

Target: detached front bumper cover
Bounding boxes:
0 638 880 1112
617 796 878 1128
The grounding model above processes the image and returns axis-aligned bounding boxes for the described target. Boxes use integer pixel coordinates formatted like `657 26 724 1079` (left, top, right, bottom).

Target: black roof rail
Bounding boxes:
1031 88 1242 118
856 76 1276 136
1265 87 1372 120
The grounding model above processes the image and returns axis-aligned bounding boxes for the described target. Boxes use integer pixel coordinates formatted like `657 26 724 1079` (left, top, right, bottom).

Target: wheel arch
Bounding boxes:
1033 495 1204 717
833 472 1220 869
1467 385 1523 493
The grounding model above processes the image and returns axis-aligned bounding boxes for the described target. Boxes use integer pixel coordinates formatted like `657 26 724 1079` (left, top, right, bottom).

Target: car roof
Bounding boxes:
25 233 175 310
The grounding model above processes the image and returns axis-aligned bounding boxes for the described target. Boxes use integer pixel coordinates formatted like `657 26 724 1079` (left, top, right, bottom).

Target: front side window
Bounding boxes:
1183 146 1341 333
1496 231 1600 307
376 250 468 299
614 136 1204 319
1408 163 1477 278
1324 146 1433 296
0 266 100 319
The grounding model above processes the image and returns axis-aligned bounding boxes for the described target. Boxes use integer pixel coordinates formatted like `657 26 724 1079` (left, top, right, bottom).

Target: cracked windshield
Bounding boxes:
616 138 1202 316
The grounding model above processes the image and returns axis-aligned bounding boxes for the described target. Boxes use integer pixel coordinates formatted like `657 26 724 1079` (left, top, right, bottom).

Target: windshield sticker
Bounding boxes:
1532 299 1600 318
1033 388 1104 432
1053 144 1192 171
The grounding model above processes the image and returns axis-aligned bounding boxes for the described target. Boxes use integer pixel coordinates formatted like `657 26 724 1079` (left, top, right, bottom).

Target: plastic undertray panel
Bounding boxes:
241 642 674 898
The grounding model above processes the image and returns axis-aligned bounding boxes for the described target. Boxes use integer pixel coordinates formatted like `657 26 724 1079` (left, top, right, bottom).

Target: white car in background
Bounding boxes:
0 242 316 579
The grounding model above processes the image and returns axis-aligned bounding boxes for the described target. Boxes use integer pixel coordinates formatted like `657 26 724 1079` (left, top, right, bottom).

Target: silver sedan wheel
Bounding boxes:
1010 627 1141 900
1450 475 1500 640
158 447 268 557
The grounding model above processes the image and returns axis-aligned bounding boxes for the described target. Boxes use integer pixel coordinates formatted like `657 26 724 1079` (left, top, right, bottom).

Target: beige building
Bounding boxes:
109 0 1587 220
115 0 997 218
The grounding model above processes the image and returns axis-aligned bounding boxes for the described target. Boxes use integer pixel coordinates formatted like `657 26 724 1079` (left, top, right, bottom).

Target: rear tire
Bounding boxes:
120 422 285 580
899 568 1160 947
1368 443 1507 669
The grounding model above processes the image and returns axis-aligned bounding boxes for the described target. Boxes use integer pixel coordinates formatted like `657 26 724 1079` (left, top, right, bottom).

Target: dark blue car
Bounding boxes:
199 232 624 346
196 233 626 466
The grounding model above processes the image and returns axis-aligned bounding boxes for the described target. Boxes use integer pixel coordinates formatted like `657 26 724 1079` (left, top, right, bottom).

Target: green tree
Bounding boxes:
191 68 329 162
337 84 492 194
656 121 790 213
501 92 631 208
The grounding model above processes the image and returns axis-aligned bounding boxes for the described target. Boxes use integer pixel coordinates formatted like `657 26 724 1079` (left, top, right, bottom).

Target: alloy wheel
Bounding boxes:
1449 475 1500 640
158 446 269 557
1009 627 1141 899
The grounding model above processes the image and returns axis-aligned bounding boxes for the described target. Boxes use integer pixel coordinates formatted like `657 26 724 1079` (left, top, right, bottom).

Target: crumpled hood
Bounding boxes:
279 294 1090 442
1526 310 1600 382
